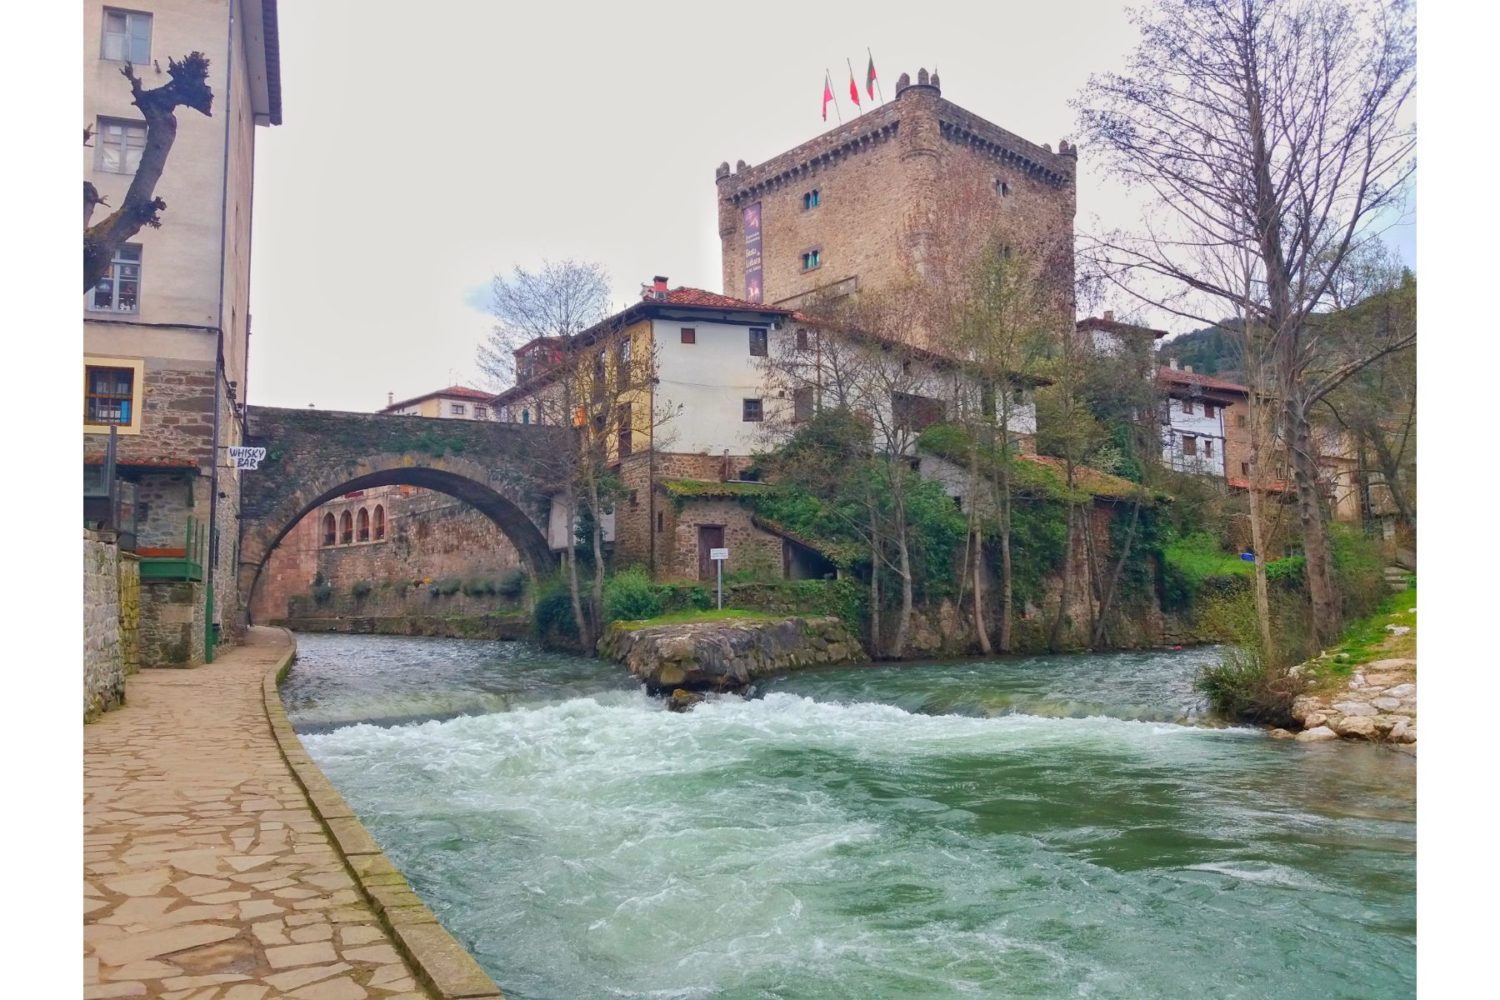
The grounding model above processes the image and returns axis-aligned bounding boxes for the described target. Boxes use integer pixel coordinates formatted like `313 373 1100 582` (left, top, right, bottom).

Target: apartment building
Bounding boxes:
82 0 283 663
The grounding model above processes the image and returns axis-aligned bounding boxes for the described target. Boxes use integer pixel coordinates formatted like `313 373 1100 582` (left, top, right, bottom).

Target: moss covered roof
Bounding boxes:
656 478 772 500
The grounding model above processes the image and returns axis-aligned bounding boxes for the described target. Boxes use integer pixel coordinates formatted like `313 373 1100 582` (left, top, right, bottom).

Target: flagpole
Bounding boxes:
869 47 885 104
826 68 842 123
846 57 862 115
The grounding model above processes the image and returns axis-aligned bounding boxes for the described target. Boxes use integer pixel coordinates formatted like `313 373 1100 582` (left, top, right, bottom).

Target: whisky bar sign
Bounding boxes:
227 446 267 470
743 201 763 303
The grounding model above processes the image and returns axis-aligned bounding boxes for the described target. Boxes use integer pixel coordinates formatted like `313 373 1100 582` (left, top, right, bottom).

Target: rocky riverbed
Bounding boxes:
597 615 867 694
1284 656 1417 748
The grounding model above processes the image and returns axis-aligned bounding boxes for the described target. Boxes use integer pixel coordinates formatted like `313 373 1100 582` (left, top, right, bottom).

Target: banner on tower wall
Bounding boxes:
743 202 763 303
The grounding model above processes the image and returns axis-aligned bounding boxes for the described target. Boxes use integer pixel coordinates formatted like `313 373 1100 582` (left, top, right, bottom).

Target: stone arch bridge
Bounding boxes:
237 406 564 622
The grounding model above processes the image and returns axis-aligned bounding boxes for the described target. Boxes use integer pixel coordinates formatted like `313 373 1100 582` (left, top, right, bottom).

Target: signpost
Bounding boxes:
227 446 267 470
710 547 729 609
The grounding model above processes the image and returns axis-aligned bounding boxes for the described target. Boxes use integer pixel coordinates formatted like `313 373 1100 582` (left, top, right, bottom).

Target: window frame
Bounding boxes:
450 402 467 416
101 8 152 64
1203 402 1216 419
802 189 821 210
88 243 142 313
95 116 147 175
83 357 146 435
1181 398 1194 416
1182 435 1198 457
800 248 822 272
792 386 815 423
680 327 696 344
748 327 768 357
474 405 488 420
742 398 764 422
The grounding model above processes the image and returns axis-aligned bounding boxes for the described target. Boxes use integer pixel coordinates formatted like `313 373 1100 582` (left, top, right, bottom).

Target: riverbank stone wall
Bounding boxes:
598 615 867 693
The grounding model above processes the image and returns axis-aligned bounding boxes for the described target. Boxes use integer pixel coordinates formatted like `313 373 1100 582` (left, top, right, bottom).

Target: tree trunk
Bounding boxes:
997 455 1014 653
562 486 590 650
868 506 883 659
587 474 607 646
1284 397 1342 645
1091 498 1142 649
972 527 992 655
891 487 912 659
1245 392 1275 659
1048 504 1077 652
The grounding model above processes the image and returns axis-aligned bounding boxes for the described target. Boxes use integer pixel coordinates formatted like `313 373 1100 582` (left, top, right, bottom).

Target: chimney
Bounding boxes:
1169 358 1179 370
654 275 668 294
1184 364 1194 374
1103 310 1114 322
387 391 394 407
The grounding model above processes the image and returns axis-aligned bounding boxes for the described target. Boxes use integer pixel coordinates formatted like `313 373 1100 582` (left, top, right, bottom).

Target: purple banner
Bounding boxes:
743 202 763 303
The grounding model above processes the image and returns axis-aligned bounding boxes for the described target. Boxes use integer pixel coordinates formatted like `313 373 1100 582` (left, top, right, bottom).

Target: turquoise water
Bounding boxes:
283 635 1415 1000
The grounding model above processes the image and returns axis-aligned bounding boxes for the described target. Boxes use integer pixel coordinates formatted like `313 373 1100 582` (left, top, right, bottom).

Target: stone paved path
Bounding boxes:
85 628 431 999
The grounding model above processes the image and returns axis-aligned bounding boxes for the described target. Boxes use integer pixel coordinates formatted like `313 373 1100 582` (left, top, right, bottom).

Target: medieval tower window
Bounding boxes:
374 505 385 540
996 179 1010 197
357 508 370 542
801 249 822 271
340 510 353 545
322 513 336 547
803 189 821 210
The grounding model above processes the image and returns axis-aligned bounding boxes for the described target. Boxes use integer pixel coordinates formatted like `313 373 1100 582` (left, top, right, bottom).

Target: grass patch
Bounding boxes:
612 608 781 630
1303 583 1416 686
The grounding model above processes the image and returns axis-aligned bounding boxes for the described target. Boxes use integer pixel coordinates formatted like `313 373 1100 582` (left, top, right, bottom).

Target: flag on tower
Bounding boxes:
822 72 835 121
848 59 861 108
866 53 878 100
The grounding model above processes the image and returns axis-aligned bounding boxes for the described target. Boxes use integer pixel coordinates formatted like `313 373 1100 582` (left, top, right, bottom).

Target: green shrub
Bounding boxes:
533 575 580 643
430 577 462 597
1331 525 1387 622
461 577 496 597
1193 589 1306 725
1265 554 1306 586
603 567 664 623
351 580 373 599
495 567 527 599
311 572 333 606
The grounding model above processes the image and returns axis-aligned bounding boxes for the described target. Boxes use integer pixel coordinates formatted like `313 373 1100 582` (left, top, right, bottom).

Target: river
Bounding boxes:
281 634 1415 1000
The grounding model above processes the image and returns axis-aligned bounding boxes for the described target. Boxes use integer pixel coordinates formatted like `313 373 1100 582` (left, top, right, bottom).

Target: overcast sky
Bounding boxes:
246 0 1415 412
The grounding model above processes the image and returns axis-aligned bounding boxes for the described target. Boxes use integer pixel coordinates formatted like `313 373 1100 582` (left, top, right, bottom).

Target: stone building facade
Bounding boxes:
715 68 1076 327
83 0 284 662
249 485 522 622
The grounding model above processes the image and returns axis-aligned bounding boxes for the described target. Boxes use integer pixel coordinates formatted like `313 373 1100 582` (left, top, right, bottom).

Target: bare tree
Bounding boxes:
84 53 214 292
1077 0 1416 643
477 260 612 388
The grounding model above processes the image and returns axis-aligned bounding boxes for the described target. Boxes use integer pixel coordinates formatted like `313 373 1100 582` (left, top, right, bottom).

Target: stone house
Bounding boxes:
83 0 284 665
379 385 498 421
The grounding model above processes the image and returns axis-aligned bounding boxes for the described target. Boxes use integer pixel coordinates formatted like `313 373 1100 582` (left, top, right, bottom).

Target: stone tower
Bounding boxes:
714 68 1077 330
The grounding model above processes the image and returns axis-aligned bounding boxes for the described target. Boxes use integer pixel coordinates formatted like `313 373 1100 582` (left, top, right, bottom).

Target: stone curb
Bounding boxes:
261 628 505 999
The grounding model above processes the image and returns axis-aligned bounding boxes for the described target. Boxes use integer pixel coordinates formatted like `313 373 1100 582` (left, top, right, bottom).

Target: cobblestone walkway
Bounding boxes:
85 628 430 999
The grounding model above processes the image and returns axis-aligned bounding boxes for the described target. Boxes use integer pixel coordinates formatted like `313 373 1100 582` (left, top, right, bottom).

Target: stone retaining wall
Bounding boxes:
598 615 867 692
84 530 126 720
277 612 531 641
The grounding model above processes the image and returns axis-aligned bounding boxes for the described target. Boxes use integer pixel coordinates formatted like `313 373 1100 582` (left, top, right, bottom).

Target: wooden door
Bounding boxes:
698 525 724 580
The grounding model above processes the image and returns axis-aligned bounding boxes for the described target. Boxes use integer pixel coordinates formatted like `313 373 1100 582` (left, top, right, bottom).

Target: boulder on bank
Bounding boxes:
597 615 866 694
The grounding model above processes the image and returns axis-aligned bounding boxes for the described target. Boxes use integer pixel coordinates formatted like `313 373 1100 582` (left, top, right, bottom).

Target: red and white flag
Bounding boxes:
848 62 861 108
866 53 878 100
822 73 835 120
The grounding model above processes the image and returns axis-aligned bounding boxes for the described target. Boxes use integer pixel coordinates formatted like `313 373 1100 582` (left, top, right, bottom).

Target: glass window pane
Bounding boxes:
106 11 126 32
131 36 150 64
124 147 143 173
101 146 122 173
119 245 141 262
92 277 114 309
103 33 124 60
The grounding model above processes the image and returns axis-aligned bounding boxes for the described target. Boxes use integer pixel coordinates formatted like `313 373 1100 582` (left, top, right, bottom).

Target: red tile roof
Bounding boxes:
1156 366 1249 395
651 287 794 313
381 385 495 413
1078 316 1169 339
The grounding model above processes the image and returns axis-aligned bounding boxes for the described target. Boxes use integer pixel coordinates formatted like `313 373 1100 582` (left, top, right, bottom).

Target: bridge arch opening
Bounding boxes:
242 465 555 625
